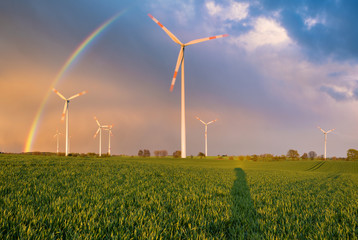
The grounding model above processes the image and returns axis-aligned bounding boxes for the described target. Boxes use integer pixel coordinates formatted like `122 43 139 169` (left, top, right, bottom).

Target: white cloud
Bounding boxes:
206 0 249 22
206 1 222 16
304 16 325 30
232 17 291 51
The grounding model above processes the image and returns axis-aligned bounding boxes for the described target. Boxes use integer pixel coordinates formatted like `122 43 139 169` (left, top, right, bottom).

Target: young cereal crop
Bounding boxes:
0 155 357 239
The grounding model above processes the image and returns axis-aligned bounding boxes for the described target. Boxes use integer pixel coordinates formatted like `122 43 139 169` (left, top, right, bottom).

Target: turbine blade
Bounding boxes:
185 34 229 46
170 47 184 92
317 126 325 133
94 116 101 127
207 119 218 125
327 128 336 133
148 14 183 45
53 88 66 100
68 90 87 100
93 128 100 138
61 101 67 121
195 116 206 125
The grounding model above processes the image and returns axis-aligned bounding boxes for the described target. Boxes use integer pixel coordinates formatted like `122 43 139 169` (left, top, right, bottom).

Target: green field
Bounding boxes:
0 155 357 239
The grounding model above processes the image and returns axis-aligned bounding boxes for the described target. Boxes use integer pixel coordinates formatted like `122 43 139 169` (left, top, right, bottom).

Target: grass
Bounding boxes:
0 154 357 239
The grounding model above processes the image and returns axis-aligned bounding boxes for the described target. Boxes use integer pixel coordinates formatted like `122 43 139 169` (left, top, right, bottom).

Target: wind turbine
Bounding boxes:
53 129 61 154
148 14 228 158
317 126 335 160
195 116 218 157
53 88 87 156
93 117 111 157
105 125 114 156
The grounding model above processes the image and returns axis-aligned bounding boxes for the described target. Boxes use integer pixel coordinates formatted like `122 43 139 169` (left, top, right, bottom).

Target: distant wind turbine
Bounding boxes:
148 14 228 158
94 117 111 157
317 126 335 160
53 129 61 154
105 125 114 156
196 116 218 157
53 88 87 156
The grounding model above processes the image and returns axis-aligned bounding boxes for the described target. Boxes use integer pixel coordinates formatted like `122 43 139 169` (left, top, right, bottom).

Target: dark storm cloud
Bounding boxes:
252 0 358 62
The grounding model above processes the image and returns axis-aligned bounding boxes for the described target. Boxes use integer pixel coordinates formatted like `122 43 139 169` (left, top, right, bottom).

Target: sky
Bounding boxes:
1 0 358 157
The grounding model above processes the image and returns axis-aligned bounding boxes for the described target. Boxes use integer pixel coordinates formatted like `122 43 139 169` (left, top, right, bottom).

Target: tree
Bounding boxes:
287 149 299 159
197 152 205 158
347 149 358 161
138 150 143 157
308 151 317 160
161 150 168 157
143 149 150 157
301 153 308 159
173 150 181 158
154 150 168 157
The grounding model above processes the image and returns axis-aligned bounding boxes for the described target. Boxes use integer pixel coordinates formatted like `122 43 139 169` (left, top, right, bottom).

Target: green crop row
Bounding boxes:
0 154 357 239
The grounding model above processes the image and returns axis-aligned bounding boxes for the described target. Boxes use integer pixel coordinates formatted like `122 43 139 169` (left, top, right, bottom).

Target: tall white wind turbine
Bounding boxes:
196 116 218 157
148 14 228 158
317 126 335 160
93 117 111 157
53 129 61 154
53 88 87 156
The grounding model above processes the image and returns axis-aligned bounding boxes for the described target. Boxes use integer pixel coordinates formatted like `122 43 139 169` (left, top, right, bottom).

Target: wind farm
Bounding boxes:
1 1 358 239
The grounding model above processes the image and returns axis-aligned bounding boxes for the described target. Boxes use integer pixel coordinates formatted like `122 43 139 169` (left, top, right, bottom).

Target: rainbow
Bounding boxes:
24 10 126 152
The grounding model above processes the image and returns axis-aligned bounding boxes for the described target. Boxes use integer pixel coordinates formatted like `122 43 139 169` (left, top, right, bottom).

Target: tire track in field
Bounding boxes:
305 161 326 171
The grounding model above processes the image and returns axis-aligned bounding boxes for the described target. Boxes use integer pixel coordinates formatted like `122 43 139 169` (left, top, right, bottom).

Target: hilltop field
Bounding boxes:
0 154 357 239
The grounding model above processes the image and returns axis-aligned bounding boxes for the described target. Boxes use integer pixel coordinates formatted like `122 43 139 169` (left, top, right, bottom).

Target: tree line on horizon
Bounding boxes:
4 148 358 161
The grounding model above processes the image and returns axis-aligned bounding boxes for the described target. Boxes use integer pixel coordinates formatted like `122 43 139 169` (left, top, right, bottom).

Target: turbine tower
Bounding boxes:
317 126 335 160
53 88 87 156
53 129 61 154
195 116 218 157
94 117 111 157
148 14 228 158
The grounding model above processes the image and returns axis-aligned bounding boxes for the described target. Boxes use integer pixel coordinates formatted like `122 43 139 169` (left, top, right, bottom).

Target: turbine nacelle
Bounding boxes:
317 126 336 134
195 116 218 126
53 88 87 121
148 14 228 92
52 88 87 156
93 117 113 138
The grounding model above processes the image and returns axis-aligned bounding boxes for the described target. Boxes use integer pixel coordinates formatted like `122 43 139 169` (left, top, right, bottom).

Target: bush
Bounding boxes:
173 151 181 158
